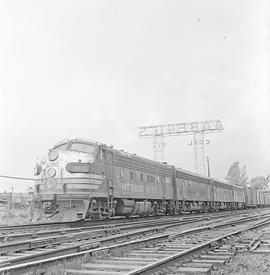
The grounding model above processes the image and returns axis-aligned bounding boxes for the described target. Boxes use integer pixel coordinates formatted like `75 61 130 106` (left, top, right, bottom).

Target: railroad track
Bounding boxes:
0 208 256 236
0 217 186 244
0 210 247 265
0 209 269 274
0 208 257 239
0 215 179 235
0 209 260 255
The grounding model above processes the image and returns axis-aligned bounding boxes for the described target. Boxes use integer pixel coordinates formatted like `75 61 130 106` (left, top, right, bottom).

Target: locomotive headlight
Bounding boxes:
47 167 56 178
48 150 58 161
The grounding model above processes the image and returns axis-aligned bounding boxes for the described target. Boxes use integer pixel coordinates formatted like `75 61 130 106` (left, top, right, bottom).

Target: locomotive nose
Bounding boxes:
44 178 57 189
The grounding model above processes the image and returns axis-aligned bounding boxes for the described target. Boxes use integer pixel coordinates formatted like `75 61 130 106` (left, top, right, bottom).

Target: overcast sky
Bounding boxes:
0 0 269 192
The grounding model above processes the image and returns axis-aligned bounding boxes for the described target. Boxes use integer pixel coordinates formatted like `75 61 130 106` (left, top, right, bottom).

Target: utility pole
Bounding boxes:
207 156 211 178
138 120 223 176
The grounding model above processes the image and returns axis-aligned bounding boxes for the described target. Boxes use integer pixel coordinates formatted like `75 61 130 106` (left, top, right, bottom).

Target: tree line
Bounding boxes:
225 161 266 190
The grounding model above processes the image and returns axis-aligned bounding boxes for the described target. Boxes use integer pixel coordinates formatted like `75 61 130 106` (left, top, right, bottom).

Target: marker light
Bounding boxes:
48 150 58 161
47 167 56 178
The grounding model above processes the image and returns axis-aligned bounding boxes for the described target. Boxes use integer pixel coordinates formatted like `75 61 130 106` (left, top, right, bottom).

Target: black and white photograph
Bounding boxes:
0 0 269 274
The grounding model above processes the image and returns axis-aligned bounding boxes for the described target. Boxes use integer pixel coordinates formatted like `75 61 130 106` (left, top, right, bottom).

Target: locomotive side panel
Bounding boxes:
112 151 172 201
244 187 251 206
261 192 264 205
262 192 266 205
213 181 233 203
245 187 258 207
265 192 270 205
113 166 145 199
257 191 264 206
232 185 245 204
175 169 212 203
264 192 270 205
252 189 258 206
176 178 184 201
263 192 266 205
164 176 173 200
256 191 261 206
261 192 265 205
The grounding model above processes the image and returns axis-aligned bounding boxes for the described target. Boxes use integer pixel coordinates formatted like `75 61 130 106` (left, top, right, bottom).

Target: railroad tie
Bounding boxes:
192 259 226 267
199 255 231 261
208 251 234 257
108 256 153 262
65 270 125 275
173 267 211 275
82 262 134 271
252 249 270 253
91 259 145 266
182 262 213 269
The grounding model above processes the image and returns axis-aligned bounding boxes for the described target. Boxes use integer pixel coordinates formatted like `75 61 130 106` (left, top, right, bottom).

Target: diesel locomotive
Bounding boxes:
32 138 270 222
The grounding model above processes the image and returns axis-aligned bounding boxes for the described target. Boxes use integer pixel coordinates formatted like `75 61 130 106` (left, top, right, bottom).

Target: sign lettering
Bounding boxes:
121 183 144 193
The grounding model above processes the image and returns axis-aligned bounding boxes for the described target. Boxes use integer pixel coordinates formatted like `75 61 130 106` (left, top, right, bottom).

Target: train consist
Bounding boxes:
32 138 270 222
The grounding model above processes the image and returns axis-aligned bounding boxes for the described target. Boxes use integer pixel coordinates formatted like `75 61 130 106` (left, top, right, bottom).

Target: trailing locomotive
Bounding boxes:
32 138 270 222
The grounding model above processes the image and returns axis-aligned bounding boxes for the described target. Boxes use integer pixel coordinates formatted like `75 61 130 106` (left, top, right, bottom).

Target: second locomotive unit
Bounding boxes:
32 138 270 221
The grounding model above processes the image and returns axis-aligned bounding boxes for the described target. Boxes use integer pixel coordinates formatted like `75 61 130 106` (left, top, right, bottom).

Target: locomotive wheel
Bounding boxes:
87 200 111 220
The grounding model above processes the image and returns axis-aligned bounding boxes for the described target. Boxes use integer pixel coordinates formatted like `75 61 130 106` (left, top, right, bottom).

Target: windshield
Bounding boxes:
69 142 96 154
53 142 68 151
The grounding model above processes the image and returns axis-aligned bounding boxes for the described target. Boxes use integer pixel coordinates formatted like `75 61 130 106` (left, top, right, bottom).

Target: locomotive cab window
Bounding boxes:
130 171 134 180
70 142 96 154
147 175 150 183
140 173 143 182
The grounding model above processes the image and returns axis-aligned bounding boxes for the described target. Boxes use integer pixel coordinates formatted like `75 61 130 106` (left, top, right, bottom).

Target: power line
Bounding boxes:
0 175 35 181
